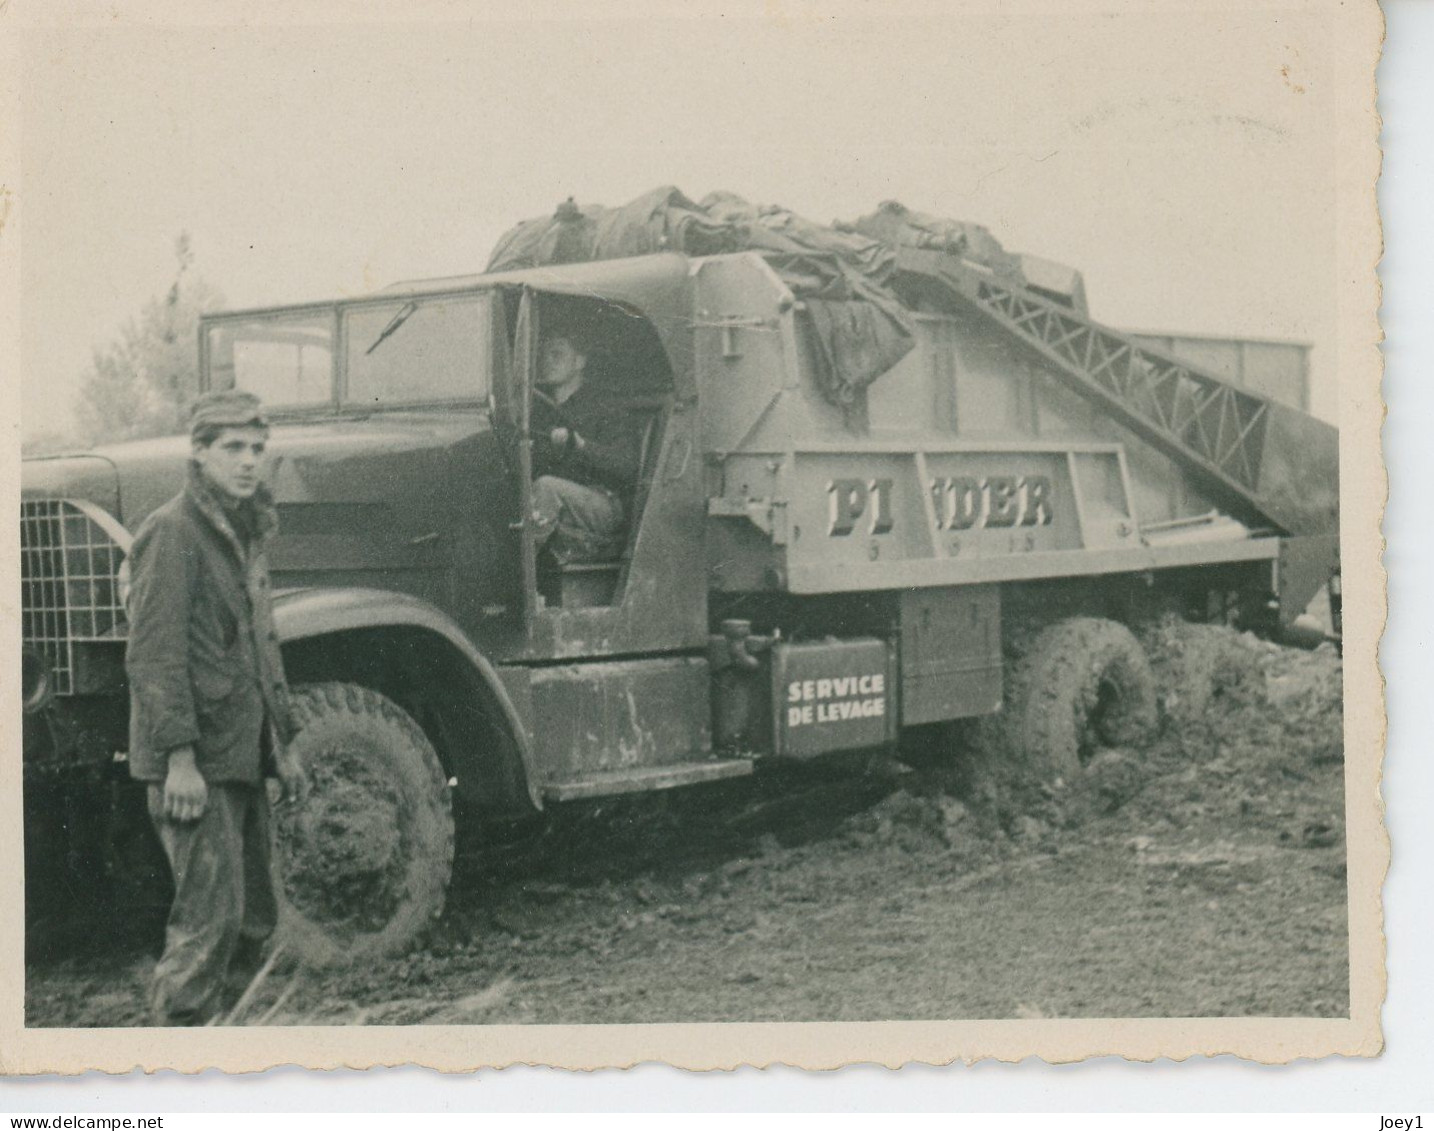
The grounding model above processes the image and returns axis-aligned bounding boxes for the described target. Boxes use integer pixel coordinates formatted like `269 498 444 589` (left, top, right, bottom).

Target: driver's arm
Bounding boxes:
556 410 643 490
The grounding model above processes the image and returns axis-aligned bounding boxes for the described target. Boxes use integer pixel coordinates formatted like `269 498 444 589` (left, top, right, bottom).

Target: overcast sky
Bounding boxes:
17 2 1339 438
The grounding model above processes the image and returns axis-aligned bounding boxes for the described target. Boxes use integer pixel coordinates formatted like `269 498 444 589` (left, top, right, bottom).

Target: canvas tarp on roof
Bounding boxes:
839 200 1027 287
487 186 917 405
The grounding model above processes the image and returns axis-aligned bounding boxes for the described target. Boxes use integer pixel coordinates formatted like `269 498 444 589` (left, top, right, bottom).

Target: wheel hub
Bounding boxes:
275 743 408 936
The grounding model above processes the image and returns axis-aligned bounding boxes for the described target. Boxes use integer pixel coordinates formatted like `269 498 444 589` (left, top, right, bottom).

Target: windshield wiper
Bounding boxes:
365 301 418 355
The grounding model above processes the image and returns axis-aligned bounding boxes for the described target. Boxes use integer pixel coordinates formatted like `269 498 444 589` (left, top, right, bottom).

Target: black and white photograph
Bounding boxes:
5 0 1383 1073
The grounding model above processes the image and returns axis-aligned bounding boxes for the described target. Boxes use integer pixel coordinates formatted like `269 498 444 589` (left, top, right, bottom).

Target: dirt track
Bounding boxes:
25 626 1347 1026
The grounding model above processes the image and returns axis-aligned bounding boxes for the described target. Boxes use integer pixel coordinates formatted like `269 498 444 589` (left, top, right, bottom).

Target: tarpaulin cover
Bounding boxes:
840 200 1027 288
486 187 739 269
487 187 919 405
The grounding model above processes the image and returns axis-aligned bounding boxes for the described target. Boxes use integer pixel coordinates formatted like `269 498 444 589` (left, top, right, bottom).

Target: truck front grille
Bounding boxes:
21 500 129 696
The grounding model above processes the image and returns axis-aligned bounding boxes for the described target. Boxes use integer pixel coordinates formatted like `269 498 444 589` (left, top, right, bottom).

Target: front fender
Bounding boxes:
272 587 540 809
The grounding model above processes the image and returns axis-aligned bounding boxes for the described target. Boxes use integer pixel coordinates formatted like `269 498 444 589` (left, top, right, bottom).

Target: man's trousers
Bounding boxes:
532 475 626 561
147 781 278 1026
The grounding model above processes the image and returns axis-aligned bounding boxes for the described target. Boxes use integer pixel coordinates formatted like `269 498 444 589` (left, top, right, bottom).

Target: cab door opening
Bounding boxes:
503 289 676 611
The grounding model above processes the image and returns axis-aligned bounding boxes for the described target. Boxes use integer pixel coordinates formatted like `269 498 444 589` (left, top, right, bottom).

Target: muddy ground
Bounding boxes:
25 625 1347 1026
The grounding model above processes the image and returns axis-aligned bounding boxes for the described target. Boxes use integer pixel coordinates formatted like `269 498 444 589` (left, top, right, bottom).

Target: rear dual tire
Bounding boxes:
1004 617 1159 785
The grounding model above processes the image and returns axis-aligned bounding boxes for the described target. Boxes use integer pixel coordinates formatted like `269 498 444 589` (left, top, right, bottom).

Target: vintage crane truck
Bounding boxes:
21 205 1340 961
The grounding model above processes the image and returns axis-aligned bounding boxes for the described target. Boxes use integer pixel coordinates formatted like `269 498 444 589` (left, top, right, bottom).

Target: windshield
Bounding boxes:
206 313 335 407
344 295 490 405
204 292 493 410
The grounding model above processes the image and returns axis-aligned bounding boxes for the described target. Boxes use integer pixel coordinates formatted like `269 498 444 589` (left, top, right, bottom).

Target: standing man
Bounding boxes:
530 334 646 562
125 390 307 1026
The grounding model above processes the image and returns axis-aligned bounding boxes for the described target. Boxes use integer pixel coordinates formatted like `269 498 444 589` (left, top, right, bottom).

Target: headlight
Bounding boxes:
22 648 52 714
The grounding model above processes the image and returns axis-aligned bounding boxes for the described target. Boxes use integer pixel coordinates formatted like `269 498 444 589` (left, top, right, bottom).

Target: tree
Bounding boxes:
74 233 224 446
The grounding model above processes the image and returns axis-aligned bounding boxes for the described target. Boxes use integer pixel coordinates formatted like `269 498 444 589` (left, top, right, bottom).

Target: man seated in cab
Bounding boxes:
530 333 647 563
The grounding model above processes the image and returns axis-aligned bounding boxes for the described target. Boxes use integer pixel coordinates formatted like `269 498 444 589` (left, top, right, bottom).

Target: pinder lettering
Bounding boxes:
828 479 868 536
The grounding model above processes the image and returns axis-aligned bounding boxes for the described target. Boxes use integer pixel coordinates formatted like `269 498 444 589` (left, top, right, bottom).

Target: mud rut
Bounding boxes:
464 754 901 894
24 624 1348 1027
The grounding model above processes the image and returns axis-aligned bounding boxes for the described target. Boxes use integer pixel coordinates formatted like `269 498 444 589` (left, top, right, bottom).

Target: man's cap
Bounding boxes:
189 389 269 439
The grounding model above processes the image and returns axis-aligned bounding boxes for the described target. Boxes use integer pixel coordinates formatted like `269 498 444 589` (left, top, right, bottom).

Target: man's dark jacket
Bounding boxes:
126 466 296 784
535 380 646 493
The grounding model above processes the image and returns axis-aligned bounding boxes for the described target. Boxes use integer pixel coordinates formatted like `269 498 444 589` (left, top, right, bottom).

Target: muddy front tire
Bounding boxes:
1006 617 1158 785
271 682 454 966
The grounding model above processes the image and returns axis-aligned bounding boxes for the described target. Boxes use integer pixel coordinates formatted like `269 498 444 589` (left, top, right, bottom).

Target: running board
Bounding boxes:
541 758 755 801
